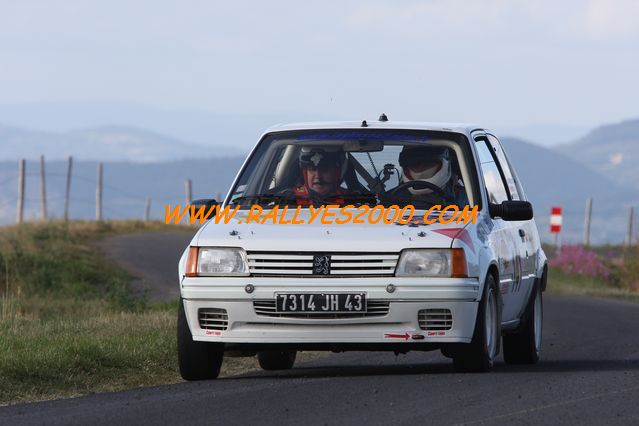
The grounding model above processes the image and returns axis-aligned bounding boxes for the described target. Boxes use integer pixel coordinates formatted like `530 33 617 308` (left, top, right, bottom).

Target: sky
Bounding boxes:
0 0 638 145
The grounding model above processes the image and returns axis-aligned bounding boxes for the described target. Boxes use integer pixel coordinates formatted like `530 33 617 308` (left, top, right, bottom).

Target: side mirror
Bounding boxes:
489 200 533 221
189 198 218 221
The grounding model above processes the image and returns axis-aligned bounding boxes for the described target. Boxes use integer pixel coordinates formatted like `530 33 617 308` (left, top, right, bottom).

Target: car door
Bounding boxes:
473 136 520 322
487 134 538 316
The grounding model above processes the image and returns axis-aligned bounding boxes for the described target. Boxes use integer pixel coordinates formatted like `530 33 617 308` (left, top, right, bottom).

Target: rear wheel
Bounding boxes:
503 280 543 364
453 274 501 372
257 350 297 371
177 299 224 380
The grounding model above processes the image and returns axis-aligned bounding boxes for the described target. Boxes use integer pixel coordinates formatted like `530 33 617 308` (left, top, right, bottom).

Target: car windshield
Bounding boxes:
228 129 478 210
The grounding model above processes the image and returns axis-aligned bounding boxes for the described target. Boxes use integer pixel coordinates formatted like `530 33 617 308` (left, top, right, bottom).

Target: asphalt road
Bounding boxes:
2 232 639 425
96 231 195 301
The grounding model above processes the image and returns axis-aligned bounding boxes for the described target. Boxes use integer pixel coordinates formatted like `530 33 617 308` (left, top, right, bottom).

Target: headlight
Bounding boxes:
186 247 249 277
395 249 467 278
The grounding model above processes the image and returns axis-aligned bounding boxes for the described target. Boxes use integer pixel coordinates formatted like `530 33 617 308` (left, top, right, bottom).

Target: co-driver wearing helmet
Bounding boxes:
397 145 468 207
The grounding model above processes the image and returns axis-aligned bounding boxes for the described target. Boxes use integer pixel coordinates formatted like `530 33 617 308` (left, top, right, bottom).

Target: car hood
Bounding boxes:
195 209 475 252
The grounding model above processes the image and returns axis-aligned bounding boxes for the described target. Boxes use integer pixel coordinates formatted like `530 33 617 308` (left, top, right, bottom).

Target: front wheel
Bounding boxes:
503 281 543 364
177 299 224 380
453 274 501 372
257 350 297 371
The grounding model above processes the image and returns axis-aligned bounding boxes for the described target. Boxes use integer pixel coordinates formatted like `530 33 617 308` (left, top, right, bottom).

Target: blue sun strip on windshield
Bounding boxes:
296 132 429 141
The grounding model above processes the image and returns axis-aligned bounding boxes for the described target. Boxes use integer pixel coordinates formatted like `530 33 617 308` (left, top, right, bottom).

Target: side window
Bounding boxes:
487 135 520 200
475 139 509 204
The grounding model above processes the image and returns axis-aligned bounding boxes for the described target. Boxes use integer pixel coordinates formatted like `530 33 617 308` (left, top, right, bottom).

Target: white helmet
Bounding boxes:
399 145 452 195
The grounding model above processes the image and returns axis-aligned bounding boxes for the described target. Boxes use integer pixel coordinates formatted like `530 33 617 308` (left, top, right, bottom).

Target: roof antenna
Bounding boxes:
378 113 388 122
361 120 368 127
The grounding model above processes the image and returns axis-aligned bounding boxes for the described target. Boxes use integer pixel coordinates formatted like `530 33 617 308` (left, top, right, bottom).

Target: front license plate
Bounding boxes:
276 293 367 313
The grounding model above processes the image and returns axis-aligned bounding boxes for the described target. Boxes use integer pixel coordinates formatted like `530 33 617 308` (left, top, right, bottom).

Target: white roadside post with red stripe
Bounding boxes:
550 207 562 248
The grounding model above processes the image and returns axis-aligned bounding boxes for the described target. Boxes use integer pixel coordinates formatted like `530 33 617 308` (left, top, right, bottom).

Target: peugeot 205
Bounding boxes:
176 117 547 379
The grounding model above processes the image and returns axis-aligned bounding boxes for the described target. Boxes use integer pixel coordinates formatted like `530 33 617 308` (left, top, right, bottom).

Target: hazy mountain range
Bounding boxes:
556 118 639 190
0 101 319 153
0 101 590 153
502 135 638 245
0 124 243 162
0 113 637 244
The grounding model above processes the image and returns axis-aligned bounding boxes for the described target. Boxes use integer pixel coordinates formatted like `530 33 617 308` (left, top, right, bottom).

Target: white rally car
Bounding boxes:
177 118 547 379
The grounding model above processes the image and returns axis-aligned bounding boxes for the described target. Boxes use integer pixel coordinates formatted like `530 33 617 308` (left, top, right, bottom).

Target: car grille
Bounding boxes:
418 309 453 330
246 251 399 277
198 308 228 330
253 300 390 319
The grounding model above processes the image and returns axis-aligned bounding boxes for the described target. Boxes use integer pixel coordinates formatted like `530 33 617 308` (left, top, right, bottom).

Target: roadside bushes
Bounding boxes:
618 246 639 291
548 244 639 292
549 245 611 281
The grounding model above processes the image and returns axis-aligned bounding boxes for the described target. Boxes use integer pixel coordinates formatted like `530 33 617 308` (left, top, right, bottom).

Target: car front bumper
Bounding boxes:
181 277 480 345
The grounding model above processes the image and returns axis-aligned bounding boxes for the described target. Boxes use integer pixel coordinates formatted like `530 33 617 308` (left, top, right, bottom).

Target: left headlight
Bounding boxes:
186 247 249 277
395 249 467 278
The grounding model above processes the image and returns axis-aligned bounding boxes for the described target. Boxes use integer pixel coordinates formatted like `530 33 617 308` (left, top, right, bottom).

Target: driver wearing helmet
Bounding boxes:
292 147 348 203
397 145 467 206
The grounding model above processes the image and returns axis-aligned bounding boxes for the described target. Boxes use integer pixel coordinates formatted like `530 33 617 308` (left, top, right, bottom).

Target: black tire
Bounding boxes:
177 299 224 380
257 350 297 371
503 279 543 364
453 274 501 373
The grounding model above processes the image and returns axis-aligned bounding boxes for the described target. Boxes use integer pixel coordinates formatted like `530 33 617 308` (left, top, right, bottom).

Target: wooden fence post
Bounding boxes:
64 156 72 221
96 162 103 221
40 155 47 220
185 179 192 204
583 197 592 247
16 159 25 224
628 207 635 246
144 197 151 221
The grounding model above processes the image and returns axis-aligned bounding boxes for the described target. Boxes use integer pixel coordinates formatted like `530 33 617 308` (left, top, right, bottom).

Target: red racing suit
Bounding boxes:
291 184 347 206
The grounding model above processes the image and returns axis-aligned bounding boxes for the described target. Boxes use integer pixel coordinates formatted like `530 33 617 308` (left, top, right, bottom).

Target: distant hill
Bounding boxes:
0 124 244 163
502 137 638 244
0 101 320 150
555 118 639 189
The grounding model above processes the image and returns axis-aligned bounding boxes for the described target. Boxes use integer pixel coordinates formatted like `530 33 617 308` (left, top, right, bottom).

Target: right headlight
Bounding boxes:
395 249 467 278
185 247 249 277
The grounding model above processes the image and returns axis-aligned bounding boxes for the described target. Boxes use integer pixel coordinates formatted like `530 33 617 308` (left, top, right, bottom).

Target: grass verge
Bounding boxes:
0 221 290 405
0 297 296 405
547 268 639 303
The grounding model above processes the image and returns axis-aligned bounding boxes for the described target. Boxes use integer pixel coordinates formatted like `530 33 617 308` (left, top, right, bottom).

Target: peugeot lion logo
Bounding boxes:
313 255 331 275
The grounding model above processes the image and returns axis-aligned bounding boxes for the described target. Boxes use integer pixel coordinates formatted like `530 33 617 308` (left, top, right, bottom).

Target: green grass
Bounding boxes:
0 221 272 405
0 299 178 403
0 297 276 404
547 268 639 303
